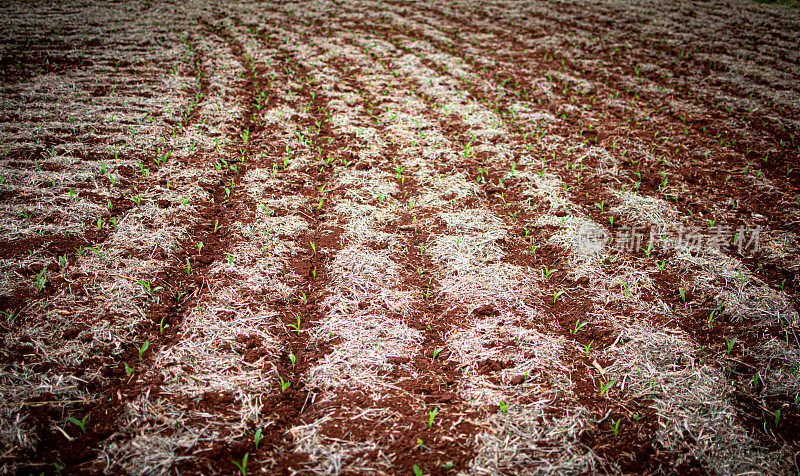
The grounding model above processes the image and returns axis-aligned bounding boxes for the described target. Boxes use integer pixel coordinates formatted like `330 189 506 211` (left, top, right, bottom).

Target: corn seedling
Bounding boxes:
254 429 263 449
774 409 780 427
186 259 191 275
553 290 564 302
611 418 621 438
413 465 423 476
738 270 748 285
289 352 296 369
428 407 439 428
35 269 47 293
159 316 170 334
623 281 630 296
138 280 162 295
600 379 616 397
725 337 737 355
679 287 686 303
232 453 248 476
138 341 149 360
299 293 307 305
278 375 291 392
124 362 133 376
432 347 443 361
0 309 17 324
499 401 508 414
287 316 301 333
573 319 588 334
67 415 89 433
310 242 316 253
657 260 665 273
582 340 594 356
544 266 556 279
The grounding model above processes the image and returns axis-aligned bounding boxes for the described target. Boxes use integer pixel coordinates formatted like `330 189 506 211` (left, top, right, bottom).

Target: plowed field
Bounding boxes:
2 0 799 474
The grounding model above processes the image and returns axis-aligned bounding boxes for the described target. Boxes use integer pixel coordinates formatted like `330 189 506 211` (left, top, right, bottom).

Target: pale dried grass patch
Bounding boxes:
0 370 94 451
748 336 800 400
289 414 385 474
333 201 402 246
157 286 283 394
610 188 681 230
511 171 572 214
334 168 398 203
439 208 505 234
470 402 604 475
98 394 199 474
605 324 791 474
447 313 571 404
671 243 798 327
428 233 532 304
307 312 421 393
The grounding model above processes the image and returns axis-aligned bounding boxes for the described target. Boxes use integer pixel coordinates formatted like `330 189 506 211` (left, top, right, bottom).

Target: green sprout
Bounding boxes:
573 319 588 334
553 290 564 302
679 287 686 303
725 337 737 355
0 309 17 324
582 340 594 356
428 407 439 428
232 453 248 476
159 316 170 335
254 429 262 449
498 401 508 414
67 414 89 434
738 270 748 285
278 375 291 392
35 269 47 293
138 280 162 295
600 379 616 397
611 418 621 438
432 347 443 361
138 341 149 361
289 352 296 369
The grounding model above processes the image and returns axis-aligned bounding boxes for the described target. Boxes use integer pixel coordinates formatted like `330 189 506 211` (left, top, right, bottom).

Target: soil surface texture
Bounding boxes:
1 0 799 474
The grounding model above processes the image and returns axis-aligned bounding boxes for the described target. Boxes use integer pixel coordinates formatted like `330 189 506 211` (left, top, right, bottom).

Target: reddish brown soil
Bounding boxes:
2 0 799 474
